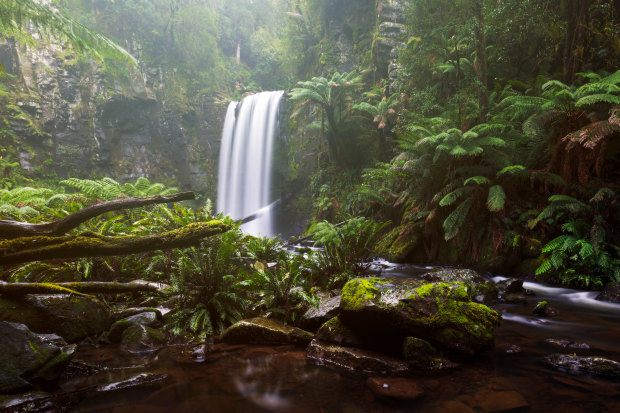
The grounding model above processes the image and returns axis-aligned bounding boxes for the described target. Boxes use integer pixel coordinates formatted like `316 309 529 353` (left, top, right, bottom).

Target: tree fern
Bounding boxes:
443 197 474 241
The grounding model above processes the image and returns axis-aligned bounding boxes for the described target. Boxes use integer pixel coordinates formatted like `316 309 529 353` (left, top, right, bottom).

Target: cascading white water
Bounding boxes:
217 91 284 237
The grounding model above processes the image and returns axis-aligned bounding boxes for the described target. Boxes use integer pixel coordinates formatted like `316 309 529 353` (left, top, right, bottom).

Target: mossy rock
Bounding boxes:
120 324 166 355
316 316 364 348
376 225 421 263
424 269 498 305
221 318 314 346
0 322 75 393
340 278 502 359
0 294 111 343
108 311 161 343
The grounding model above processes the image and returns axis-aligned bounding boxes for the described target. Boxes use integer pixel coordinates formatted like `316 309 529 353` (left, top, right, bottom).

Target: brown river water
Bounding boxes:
14 266 620 412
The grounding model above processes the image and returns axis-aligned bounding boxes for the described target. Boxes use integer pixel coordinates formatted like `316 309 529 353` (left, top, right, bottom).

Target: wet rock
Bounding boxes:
0 294 111 342
316 316 365 348
497 278 523 293
0 391 53 411
544 339 590 350
0 321 75 393
301 294 340 332
424 269 498 305
596 282 620 303
366 377 425 401
120 324 166 355
423 269 485 284
306 340 409 375
544 354 620 377
503 344 522 354
503 293 528 304
339 278 502 359
532 301 558 317
473 389 529 412
108 311 162 342
35 333 68 348
97 373 169 392
403 337 457 374
114 307 164 322
221 318 314 346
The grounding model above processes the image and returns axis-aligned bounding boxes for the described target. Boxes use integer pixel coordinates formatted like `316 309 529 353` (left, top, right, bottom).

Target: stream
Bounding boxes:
6 266 620 412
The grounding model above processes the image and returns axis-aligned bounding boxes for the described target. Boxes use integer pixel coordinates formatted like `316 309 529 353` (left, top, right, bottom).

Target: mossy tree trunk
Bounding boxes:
0 220 230 266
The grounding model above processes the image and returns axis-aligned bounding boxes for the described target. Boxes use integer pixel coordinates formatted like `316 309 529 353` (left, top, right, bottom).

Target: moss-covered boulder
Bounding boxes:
316 316 364 348
0 294 111 343
306 339 409 375
120 324 166 355
375 225 421 263
0 322 75 393
339 278 502 359
108 311 161 343
424 269 498 305
221 318 314 346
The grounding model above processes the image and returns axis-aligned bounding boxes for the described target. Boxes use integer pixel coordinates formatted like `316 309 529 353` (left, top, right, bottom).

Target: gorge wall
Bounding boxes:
0 35 225 199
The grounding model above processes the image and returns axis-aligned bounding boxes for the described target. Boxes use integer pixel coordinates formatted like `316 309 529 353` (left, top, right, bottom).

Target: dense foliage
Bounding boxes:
2 0 620 307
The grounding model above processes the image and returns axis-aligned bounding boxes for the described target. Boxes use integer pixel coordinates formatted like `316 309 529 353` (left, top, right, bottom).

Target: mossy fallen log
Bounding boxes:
0 281 165 296
0 191 195 240
0 220 230 266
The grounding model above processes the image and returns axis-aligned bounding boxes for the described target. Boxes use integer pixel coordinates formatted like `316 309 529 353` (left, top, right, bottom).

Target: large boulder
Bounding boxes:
120 324 166 355
0 294 111 342
301 294 340 332
0 322 75 393
339 278 502 359
424 269 499 305
221 318 314 346
316 316 365 348
108 311 161 343
306 340 409 375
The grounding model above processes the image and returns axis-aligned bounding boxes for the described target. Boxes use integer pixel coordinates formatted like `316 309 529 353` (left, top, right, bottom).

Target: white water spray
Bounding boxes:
217 91 284 237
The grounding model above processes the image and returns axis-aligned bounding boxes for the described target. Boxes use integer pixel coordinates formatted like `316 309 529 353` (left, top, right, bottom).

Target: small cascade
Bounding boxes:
217 91 284 237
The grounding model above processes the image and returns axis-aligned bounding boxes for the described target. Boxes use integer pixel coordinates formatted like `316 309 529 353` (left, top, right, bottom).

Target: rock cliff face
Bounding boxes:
319 0 409 83
0 35 225 198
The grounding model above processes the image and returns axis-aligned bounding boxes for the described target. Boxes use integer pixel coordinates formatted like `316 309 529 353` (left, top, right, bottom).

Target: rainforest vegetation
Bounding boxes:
1 1 620 409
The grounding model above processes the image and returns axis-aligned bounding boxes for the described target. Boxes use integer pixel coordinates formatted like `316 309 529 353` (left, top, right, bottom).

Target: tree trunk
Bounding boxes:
563 0 593 84
0 221 229 266
0 281 166 296
0 191 195 240
473 0 488 115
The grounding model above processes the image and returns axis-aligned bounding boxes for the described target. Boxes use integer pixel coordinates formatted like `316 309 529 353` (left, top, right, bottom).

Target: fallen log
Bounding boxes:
0 281 166 296
0 220 229 266
0 191 195 240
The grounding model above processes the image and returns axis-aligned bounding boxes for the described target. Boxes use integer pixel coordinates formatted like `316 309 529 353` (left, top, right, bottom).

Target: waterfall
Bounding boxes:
217 91 284 237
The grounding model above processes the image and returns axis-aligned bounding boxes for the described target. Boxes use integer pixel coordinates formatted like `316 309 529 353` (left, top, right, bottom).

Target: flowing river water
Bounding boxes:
14 265 620 412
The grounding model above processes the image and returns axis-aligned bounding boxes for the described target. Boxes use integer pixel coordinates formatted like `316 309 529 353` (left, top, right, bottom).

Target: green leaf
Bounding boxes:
464 176 491 186
487 185 506 212
443 198 474 241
